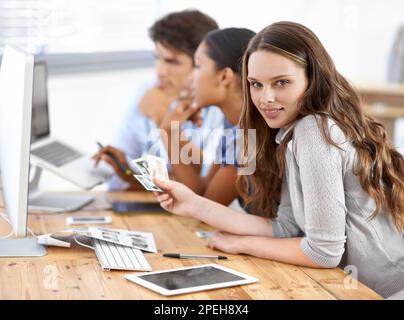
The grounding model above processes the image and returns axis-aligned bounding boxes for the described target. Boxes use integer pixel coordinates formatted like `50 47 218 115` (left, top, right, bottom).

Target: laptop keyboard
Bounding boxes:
31 141 82 167
92 238 152 272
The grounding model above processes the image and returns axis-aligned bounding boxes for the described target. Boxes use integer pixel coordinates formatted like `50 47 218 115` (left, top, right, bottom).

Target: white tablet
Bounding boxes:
124 263 258 296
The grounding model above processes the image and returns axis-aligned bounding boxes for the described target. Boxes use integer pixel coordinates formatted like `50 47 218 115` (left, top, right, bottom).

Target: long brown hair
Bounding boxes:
237 21 404 229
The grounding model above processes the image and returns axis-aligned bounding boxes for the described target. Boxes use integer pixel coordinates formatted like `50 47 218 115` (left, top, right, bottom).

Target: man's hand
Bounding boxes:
92 145 133 183
138 87 174 125
159 100 202 132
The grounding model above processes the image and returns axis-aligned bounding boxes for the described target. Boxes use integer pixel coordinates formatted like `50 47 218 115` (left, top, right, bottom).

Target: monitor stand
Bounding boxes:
0 238 46 257
28 166 94 213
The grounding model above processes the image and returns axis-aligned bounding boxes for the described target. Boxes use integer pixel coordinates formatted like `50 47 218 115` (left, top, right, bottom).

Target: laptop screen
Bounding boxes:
31 62 50 143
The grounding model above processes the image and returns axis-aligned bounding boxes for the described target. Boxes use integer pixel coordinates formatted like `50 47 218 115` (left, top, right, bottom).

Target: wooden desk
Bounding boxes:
0 192 382 300
356 83 404 141
356 83 404 106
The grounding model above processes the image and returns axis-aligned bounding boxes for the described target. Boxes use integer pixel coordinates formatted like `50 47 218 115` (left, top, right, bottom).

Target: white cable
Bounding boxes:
73 235 95 250
27 227 36 237
0 212 36 238
0 212 13 239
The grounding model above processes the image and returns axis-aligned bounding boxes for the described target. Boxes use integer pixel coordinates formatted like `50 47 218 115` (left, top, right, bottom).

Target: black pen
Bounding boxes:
163 253 228 260
96 141 132 176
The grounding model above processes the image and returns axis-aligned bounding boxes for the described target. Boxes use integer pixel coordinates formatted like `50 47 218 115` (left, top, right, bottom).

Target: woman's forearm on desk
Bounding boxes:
191 196 273 237
208 234 323 268
239 236 323 268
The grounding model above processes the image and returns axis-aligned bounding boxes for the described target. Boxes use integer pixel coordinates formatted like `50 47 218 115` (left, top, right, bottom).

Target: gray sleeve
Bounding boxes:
295 119 347 268
271 177 304 238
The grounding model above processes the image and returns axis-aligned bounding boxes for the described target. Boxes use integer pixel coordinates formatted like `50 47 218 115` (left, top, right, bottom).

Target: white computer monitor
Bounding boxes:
0 46 46 256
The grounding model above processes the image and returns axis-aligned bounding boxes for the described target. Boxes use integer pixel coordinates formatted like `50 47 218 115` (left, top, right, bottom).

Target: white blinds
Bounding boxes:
0 0 50 53
0 0 161 54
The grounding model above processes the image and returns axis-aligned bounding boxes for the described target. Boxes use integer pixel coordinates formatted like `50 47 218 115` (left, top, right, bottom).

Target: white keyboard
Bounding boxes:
92 238 152 272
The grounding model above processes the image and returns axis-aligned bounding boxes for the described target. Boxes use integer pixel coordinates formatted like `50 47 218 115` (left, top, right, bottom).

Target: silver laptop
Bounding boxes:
30 62 112 190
